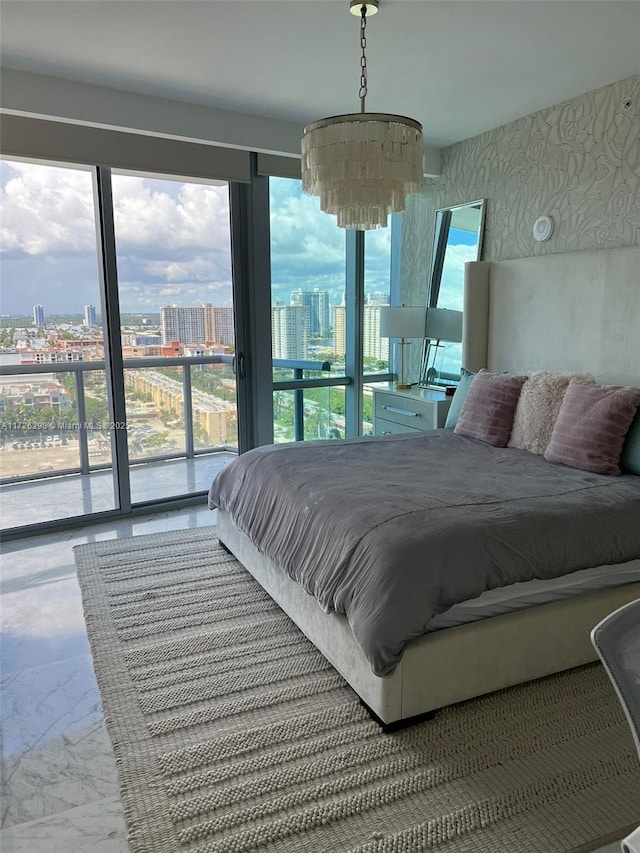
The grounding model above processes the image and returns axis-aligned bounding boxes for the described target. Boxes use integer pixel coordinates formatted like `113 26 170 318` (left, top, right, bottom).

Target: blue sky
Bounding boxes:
0 162 394 317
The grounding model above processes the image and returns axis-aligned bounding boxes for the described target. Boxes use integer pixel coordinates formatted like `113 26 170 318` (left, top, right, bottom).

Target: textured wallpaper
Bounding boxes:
401 74 640 307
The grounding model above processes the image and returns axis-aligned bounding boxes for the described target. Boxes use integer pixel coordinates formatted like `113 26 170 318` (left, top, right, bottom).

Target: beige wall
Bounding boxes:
401 74 640 308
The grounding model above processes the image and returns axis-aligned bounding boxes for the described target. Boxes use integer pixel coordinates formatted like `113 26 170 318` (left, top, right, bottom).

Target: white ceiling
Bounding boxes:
1 0 639 148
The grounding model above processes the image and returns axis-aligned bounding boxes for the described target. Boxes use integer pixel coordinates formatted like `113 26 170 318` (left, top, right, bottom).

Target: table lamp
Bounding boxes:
419 307 463 388
379 306 426 390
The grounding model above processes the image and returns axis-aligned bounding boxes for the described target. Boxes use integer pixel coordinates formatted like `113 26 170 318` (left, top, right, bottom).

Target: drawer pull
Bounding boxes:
382 405 419 417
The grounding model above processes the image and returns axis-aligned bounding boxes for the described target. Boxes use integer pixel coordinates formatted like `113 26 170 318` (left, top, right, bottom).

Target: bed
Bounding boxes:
209 246 640 728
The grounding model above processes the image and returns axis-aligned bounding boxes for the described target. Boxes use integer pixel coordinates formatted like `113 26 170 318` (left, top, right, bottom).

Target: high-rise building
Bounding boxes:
210 306 235 346
160 305 235 347
32 304 45 326
367 292 389 306
160 306 207 345
290 289 330 337
333 306 346 357
83 304 97 326
333 304 389 361
272 305 309 360
362 305 389 361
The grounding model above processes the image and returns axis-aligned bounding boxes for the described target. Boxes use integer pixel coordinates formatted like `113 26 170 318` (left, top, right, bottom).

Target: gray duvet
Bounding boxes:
208 431 640 676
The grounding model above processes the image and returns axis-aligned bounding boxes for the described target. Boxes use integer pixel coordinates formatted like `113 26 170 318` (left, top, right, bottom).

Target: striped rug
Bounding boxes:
74 526 640 853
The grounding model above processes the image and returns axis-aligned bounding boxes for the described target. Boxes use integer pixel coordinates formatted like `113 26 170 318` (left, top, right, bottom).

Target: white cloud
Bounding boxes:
1 162 97 255
143 254 227 283
1 165 397 313
0 164 231 256
111 176 231 252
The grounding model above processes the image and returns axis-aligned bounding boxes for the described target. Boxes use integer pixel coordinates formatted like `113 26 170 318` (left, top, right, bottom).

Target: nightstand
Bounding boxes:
373 385 451 435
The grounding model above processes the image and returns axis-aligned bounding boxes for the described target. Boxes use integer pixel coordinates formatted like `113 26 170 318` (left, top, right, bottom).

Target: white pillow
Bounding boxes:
508 371 594 455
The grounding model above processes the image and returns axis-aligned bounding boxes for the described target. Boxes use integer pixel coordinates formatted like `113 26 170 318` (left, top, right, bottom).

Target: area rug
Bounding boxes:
74 526 640 853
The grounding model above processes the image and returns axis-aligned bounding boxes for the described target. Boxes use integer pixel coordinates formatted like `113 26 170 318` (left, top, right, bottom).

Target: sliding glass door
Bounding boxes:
0 160 243 535
110 172 238 503
0 159 119 527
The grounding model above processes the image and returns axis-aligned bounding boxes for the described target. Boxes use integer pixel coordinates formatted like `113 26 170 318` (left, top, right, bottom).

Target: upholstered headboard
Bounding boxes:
463 246 640 385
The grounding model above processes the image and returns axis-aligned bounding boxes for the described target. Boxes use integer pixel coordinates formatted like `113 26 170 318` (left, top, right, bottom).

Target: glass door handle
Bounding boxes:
234 353 246 380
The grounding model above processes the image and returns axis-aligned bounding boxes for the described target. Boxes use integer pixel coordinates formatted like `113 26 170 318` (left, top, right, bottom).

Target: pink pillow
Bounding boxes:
454 370 527 447
544 380 640 475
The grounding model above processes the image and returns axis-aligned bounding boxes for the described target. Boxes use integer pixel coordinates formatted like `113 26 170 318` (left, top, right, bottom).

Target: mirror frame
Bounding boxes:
419 199 486 387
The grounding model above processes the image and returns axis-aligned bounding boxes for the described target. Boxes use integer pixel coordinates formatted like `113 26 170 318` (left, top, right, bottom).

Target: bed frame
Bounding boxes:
218 510 640 728
219 245 640 728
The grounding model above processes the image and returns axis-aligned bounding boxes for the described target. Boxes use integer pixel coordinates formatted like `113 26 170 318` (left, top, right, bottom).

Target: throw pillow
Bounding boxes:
620 410 640 476
444 368 476 429
508 371 594 455
454 370 527 447
544 380 640 475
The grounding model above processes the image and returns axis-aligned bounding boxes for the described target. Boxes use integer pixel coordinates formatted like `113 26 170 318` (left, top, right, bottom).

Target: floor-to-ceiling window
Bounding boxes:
0 159 119 526
0 159 244 536
362 222 397 433
1 144 404 537
111 172 238 502
268 177 398 442
269 177 349 442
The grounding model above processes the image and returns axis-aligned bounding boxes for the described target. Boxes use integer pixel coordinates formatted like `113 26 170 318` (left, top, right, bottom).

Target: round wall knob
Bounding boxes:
533 216 554 242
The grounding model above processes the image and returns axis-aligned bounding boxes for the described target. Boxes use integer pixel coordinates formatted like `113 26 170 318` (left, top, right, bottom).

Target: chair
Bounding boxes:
591 599 640 853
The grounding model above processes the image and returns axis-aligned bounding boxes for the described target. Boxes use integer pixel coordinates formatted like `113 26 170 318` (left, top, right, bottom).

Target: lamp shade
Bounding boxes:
425 307 463 343
379 306 426 339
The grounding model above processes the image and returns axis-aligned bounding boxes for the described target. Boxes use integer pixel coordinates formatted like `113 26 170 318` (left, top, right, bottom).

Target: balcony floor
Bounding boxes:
0 453 236 532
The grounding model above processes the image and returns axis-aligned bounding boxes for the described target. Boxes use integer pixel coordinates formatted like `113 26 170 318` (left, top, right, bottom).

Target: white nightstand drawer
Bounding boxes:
372 386 451 435
374 416 424 436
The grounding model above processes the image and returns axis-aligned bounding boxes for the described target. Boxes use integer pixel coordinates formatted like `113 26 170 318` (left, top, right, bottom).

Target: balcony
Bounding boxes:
0 355 364 535
0 454 235 530
0 354 239 534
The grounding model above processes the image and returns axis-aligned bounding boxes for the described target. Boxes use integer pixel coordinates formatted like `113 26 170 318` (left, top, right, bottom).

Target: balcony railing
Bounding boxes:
0 355 235 485
0 355 376 484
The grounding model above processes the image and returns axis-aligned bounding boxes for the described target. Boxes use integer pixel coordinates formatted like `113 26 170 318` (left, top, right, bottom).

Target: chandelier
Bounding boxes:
301 0 424 231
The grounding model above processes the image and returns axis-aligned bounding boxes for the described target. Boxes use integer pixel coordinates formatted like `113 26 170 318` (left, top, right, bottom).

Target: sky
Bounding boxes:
0 160 397 318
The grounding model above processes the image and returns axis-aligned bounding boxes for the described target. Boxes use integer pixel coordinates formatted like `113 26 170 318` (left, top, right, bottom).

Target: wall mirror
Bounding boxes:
419 199 486 388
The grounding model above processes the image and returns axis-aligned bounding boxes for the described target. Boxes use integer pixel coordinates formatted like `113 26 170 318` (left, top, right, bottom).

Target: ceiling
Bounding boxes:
1 0 639 148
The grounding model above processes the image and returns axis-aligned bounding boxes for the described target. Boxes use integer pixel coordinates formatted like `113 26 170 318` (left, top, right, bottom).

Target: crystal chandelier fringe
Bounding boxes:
301 1 424 230
302 116 423 229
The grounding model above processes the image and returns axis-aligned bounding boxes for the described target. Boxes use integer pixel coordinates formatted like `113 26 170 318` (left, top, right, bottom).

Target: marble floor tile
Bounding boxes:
1 719 119 828
1 578 91 674
1 795 128 853
0 504 215 836
2 654 104 758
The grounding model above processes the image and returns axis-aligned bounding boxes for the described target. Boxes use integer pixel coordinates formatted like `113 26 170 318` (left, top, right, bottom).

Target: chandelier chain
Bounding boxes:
359 5 367 113
301 0 424 230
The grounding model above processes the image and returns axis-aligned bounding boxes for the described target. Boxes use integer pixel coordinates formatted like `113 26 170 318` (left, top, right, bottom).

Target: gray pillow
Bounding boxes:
444 368 476 429
620 411 640 476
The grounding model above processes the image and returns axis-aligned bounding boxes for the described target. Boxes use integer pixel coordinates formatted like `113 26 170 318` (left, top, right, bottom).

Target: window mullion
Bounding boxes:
345 230 365 438
229 161 273 451
92 166 131 513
